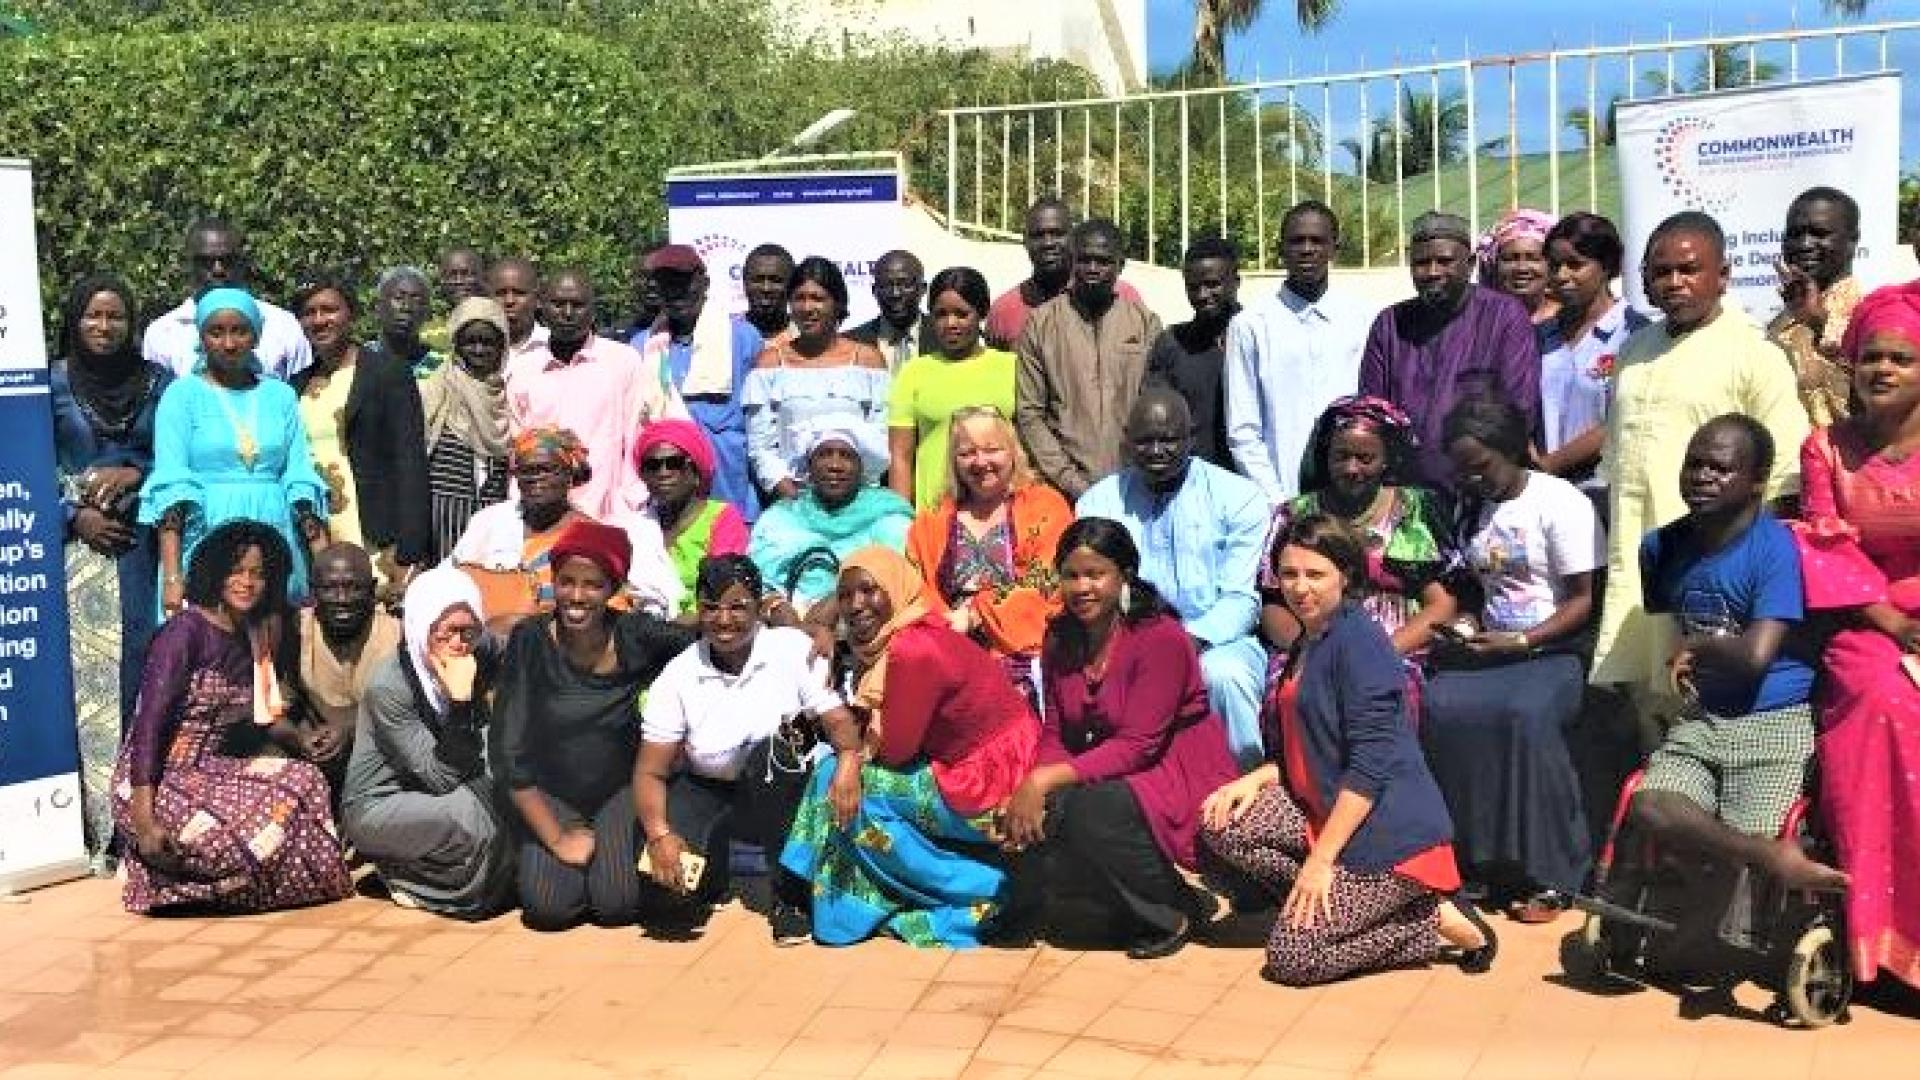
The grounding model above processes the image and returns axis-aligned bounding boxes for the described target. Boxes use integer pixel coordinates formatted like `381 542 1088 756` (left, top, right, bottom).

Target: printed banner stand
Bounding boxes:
1616 73 1902 322
0 160 87 896
664 169 904 328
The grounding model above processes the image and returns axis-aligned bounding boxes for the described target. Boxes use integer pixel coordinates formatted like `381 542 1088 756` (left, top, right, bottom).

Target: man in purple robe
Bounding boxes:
1359 212 1540 490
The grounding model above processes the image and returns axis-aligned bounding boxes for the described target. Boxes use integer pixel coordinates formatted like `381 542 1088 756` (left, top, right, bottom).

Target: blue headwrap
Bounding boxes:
195 287 263 333
193 287 264 372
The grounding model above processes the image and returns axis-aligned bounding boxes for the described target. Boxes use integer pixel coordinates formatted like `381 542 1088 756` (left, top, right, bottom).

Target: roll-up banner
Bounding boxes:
0 160 87 895
665 170 904 328
1616 73 1902 321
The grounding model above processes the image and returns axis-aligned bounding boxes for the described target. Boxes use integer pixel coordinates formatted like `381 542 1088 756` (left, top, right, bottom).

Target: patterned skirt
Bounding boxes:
112 678 353 915
67 543 122 865
779 752 1006 948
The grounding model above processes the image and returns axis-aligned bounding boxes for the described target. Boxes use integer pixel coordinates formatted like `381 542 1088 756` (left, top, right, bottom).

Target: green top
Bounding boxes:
886 347 1018 510
667 499 728 612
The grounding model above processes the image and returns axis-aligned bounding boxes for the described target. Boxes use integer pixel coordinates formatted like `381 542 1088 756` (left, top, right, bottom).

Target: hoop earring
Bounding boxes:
1119 582 1133 613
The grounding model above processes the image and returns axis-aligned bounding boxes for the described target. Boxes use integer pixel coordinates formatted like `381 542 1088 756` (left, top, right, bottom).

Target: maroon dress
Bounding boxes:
112 609 352 914
1041 614 1240 869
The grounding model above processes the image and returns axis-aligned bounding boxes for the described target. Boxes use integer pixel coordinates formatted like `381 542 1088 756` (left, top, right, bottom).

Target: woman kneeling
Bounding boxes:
490 519 695 930
1201 514 1495 985
635 555 857 945
779 547 1038 947
1000 518 1241 959
341 566 515 919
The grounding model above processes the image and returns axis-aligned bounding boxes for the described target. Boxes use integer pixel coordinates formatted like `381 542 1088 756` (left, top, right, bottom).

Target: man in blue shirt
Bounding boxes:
1629 415 1847 893
629 245 763 523
1078 385 1270 765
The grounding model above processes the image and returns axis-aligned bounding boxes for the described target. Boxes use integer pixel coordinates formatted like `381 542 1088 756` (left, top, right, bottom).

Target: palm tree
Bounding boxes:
1641 44 1783 95
1564 94 1624 149
1341 86 1468 183
1190 0 1338 86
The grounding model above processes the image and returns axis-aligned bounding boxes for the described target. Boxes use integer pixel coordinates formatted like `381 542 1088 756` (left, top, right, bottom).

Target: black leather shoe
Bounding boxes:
1450 896 1499 974
1125 918 1191 961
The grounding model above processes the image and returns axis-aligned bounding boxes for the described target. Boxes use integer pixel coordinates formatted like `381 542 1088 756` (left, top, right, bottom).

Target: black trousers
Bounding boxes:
1011 781 1200 939
642 738 813 910
517 786 643 932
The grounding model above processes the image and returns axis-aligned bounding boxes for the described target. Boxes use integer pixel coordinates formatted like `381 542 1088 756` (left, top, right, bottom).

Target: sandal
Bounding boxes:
1508 890 1570 925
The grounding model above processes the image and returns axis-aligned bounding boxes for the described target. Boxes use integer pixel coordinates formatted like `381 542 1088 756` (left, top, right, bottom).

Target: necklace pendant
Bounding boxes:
237 430 259 471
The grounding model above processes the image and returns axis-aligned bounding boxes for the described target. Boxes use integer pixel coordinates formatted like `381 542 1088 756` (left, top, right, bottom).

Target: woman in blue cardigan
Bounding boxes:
1200 512 1498 985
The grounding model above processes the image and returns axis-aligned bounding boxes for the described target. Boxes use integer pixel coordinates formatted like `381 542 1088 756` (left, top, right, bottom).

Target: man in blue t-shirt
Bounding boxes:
1628 415 1848 893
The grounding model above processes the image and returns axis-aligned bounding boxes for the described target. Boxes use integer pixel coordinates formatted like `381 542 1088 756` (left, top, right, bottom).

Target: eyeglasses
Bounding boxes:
516 462 568 481
430 623 481 644
640 454 692 475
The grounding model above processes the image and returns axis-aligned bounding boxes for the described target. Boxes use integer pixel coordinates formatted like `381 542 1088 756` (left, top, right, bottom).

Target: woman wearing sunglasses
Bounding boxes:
635 555 858 945
615 418 749 616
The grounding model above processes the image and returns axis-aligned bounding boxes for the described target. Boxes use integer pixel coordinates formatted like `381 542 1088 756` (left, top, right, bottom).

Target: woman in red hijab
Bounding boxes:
1792 281 1920 989
490 518 697 930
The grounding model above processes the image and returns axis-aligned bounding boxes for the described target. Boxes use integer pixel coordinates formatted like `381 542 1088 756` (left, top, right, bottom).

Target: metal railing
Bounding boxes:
937 20 1920 270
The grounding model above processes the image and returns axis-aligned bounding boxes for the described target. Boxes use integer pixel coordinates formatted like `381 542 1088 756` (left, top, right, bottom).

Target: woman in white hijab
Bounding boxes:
339 566 515 918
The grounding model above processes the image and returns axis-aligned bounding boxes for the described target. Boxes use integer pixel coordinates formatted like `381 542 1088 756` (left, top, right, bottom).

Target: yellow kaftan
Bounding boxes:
1589 308 1811 694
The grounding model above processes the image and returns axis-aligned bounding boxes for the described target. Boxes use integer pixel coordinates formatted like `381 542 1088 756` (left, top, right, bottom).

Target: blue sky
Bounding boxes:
1143 0 1920 161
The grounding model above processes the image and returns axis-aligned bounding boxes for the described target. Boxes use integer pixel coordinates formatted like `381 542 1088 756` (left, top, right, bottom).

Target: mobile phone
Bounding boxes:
637 847 708 892
1432 621 1470 643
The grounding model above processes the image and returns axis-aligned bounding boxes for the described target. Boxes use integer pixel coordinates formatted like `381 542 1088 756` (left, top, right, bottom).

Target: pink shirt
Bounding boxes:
505 334 684 519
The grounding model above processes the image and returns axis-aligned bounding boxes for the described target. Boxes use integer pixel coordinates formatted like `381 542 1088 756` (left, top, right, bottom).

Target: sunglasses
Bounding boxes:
641 454 693 474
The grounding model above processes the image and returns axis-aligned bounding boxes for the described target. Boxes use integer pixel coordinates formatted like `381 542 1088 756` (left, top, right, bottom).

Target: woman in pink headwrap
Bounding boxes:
1792 280 1920 989
614 418 749 614
1478 208 1560 325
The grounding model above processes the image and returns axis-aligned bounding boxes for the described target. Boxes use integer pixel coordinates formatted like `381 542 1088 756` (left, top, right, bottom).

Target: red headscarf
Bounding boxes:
1842 281 1920 361
632 418 717 494
549 518 632 587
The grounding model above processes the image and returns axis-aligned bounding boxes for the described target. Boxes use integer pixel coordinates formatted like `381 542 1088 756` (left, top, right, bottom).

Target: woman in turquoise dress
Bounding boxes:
749 424 913 613
140 288 329 614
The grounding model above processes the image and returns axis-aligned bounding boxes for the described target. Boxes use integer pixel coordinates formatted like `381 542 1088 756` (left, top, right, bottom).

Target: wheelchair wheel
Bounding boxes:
1779 925 1853 1028
1561 912 1623 984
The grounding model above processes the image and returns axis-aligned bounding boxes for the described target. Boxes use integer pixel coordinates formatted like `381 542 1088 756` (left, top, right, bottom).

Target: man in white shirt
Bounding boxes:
142 217 311 379
488 255 550 361
1224 201 1376 505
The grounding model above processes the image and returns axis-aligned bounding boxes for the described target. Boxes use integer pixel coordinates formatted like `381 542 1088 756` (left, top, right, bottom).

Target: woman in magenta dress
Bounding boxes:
1000 517 1241 959
1792 281 1920 988
114 519 353 914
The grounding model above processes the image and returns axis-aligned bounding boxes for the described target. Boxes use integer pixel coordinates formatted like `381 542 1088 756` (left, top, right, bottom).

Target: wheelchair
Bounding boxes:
1563 770 1853 1028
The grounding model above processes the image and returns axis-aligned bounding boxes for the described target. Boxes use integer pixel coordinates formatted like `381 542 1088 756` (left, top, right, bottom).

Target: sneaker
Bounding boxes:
769 901 811 947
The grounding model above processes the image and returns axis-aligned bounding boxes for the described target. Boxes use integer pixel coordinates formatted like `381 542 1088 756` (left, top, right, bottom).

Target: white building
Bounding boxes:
785 0 1147 95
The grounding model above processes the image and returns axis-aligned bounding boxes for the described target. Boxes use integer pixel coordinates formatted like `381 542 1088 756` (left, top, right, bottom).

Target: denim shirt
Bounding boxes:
50 362 172 532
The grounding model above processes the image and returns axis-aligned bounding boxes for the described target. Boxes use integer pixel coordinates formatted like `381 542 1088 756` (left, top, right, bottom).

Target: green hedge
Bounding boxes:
0 3 1097 323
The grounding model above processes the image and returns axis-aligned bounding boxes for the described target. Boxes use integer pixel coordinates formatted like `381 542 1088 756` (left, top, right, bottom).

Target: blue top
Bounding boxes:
1640 511 1815 716
1277 601 1454 874
1076 460 1267 647
630 317 763 523
137 375 328 603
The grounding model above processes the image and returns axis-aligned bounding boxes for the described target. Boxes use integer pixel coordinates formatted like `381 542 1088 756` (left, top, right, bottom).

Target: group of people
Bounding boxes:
51 183 1918 995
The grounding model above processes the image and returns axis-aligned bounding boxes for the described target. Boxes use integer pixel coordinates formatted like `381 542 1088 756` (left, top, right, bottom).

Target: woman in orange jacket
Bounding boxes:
904 406 1072 706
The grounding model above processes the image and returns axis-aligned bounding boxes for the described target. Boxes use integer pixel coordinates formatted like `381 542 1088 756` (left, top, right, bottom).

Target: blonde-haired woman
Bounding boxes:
904 405 1071 701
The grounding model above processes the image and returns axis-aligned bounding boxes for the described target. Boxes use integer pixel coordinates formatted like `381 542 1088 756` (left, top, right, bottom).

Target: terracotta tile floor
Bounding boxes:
2 877 1914 1079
